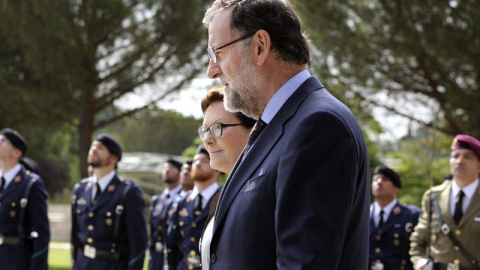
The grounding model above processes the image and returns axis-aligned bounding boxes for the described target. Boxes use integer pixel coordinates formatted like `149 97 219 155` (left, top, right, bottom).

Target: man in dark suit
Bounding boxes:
149 157 183 270
71 134 148 270
201 1 370 269
369 166 420 270
0 128 50 270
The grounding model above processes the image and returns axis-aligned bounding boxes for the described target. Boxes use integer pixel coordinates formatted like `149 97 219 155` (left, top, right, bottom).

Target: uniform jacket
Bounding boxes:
149 188 183 270
369 202 420 270
176 188 220 270
71 174 148 270
208 76 370 270
410 181 480 268
0 166 50 270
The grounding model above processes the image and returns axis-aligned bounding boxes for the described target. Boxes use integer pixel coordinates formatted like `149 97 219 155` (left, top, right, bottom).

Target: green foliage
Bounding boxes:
0 0 209 178
99 108 202 155
382 128 452 206
294 0 480 136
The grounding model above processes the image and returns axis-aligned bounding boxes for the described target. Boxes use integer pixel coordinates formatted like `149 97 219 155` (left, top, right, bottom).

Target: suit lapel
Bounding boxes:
213 76 324 234
380 203 401 233
459 182 480 227
2 170 24 200
439 182 455 226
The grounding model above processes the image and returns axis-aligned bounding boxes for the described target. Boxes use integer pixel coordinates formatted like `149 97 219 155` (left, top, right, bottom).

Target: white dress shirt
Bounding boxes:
449 179 479 217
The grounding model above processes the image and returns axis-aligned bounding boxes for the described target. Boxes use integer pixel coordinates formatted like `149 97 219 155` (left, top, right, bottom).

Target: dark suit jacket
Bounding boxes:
0 166 50 270
369 202 420 270
208 76 370 270
71 174 148 270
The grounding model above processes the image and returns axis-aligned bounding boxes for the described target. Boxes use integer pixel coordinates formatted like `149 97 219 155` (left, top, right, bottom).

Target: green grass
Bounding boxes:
48 246 71 270
49 242 148 270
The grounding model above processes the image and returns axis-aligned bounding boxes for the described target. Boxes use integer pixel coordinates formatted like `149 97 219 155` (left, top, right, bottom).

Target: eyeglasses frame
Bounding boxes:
207 31 257 63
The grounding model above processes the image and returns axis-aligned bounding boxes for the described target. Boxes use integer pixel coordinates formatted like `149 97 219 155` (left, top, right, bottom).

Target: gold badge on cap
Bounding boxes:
108 185 115 192
14 175 21 183
393 206 401 215
180 208 188 217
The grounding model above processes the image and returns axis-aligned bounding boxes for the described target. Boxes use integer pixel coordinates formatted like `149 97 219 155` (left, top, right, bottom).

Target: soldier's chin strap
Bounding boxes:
430 193 479 267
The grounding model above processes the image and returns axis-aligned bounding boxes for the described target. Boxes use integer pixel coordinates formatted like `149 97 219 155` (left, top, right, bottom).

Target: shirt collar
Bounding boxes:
164 185 182 196
261 69 311 124
190 182 220 205
451 178 479 200
373 199 398 217
92 170 116 192
0 163 22 186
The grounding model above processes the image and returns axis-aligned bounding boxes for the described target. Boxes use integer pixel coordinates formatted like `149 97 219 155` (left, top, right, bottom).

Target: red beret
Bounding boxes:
451 134 480 159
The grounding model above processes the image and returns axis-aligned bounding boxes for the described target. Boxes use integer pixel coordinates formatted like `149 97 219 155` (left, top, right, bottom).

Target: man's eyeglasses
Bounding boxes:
198 123 243 140
207 31 256 63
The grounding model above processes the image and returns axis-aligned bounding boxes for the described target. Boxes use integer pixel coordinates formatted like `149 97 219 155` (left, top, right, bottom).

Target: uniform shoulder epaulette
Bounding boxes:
430 182 449 193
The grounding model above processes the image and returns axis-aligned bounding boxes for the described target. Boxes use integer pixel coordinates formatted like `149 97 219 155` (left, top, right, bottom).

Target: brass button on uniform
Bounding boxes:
454 246 459 251
11 202 16 207
192 223 197 228
106 212 112 217
191 237 196 242
394 233 399 238
455 229 461 236
190 250 196 256
88 225 94 231
88 212 94 218
375 248 381 253
87 237 93 244
376 236 381 241
454 259 460 265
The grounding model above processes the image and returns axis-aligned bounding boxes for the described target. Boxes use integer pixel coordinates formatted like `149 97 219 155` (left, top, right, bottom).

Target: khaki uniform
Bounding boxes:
409 181 480 268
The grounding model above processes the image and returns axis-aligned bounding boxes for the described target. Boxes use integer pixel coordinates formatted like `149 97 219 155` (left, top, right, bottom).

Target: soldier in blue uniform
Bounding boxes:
149 157 184 270
175 147 220 270
370 165 420 270
71 134 147 270
0 128 50 270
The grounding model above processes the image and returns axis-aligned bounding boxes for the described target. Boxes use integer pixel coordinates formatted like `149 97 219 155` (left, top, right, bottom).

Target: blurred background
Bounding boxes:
0 1 478 266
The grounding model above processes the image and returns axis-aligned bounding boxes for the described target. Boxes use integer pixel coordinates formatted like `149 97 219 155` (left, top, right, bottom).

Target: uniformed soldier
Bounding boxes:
0 128 50 270
410 134 480 270
179 160 194 197
369 165 420 270
71 134 148 270
149 157 184 270
175 147 220 270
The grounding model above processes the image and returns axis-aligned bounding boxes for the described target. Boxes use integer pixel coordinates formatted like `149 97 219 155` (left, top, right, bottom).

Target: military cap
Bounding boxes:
166 157 183 171
451 134 480 159
19 157 40 174
374 165 401 188
95 133 122 161
1 128 27 156
196 146 209 159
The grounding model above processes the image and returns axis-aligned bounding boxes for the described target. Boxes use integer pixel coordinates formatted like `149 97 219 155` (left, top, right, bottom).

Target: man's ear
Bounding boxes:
252 29 271 65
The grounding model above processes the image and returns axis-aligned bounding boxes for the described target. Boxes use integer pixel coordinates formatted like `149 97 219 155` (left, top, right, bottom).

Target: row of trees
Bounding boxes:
1 0 478 204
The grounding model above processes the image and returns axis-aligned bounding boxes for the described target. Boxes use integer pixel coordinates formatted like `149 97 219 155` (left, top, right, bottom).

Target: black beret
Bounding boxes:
196 146 209 159
374 165 401 188
1 128 27 156
166 157 183 171
19 157 40 174
95 134 122 161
